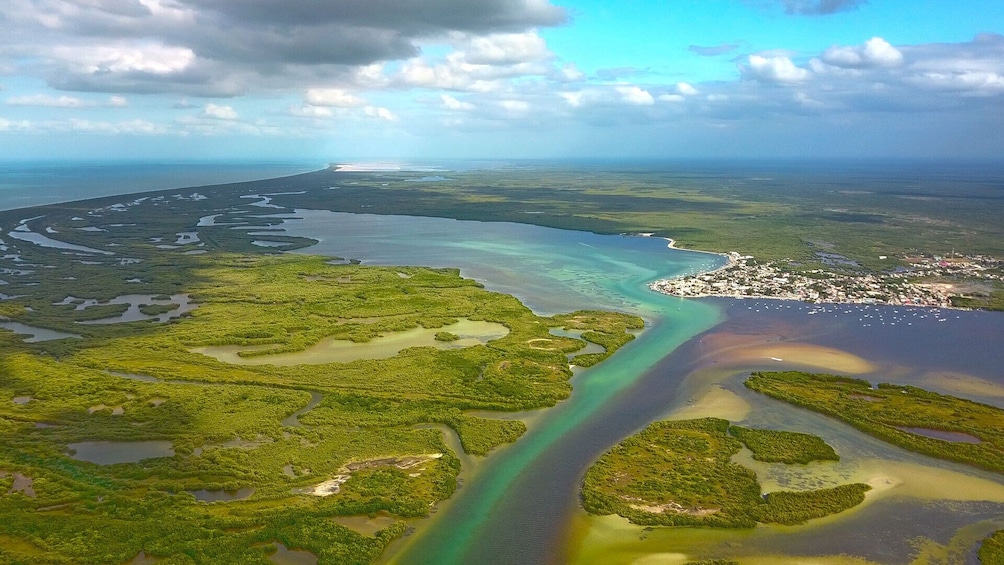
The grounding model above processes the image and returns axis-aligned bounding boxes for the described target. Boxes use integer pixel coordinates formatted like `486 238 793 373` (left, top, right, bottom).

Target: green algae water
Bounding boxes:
277 211 725 563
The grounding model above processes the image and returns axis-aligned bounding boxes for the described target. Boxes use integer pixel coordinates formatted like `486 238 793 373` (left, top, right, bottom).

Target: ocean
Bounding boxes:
0 161 323 212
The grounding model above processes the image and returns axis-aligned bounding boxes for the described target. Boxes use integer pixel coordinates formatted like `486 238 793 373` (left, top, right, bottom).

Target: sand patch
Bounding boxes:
919 371 1004 402
667 386 751 422
627 500 719 517
736 450 1004 504
695 333 873 374
298 453 443 497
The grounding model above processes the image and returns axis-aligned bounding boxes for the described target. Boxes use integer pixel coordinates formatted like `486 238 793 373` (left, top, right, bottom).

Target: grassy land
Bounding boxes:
581 417 868 528
981 530 1004 565
0 256 640 563
729 426 840 464
746 371 1004 474
0 178 643 563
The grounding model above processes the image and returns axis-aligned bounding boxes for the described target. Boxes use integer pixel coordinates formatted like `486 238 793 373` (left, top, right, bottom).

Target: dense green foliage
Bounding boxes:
951 287 1004 312
581 418 867 528
0 253 640 562
980 530 1004 565
443 414 528 457
729 425 839 464
0 181 642 563
746 371 1004 474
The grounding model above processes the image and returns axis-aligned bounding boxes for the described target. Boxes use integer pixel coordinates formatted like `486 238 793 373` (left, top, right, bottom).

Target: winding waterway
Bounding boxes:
272 210 1004 565
274 211 726 563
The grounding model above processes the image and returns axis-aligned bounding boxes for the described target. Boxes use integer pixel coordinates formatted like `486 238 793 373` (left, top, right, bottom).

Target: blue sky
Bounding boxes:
1 0 1002 161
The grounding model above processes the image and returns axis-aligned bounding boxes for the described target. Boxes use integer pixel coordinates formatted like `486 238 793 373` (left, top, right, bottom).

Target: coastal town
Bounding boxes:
650 252 1004 309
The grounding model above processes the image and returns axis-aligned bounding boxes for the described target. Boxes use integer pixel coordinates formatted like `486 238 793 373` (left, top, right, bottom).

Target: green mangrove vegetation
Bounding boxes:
581 417 869 528
728 426 840 464
0 180 644 563
981 530 1004 565
0 255 640 563
746 371 1004 474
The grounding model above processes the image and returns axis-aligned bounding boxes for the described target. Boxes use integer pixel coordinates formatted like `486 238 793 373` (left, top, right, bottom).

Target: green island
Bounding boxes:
745 371 1004 474
581 417 869 528
0 241 640 563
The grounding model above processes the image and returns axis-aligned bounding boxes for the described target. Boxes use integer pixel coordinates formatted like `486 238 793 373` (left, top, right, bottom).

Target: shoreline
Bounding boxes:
646 249 1001 311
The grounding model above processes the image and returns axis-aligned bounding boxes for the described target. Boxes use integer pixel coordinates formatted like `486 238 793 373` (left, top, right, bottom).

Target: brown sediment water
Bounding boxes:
191 319 508 366
691 331 875 374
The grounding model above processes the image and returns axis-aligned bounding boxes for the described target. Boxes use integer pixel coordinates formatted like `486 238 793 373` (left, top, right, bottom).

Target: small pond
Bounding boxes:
192 319 509 366
68 441 175 464
188 487 255 502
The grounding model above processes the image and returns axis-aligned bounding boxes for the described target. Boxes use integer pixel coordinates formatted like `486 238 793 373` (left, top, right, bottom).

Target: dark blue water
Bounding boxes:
0 161 321 212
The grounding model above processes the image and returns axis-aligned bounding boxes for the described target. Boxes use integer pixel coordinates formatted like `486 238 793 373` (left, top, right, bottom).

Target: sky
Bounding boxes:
1 0 1003 161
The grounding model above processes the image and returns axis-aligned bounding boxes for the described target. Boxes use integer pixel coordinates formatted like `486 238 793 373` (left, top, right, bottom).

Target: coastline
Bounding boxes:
646 249 1001 311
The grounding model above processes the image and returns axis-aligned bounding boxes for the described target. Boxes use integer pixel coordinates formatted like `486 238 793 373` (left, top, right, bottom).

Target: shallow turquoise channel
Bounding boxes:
278 211 725 564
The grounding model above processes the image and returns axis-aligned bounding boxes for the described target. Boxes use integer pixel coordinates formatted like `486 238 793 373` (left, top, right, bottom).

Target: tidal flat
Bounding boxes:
569 298 1004 565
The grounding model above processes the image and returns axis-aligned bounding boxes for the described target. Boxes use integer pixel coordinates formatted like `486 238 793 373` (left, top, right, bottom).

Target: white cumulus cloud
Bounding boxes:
441 94 475 111
463 31 551 65
7 94 88 107
676 82 699 95
616 85 655 105
743 55 811 83
305 89 367 107
289 105 334 118
51 44 196 75
822 37 903 68
499 100 529 113
202 103 238 120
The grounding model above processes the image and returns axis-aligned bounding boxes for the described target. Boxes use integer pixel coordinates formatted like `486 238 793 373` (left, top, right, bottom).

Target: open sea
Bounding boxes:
0 161 323 212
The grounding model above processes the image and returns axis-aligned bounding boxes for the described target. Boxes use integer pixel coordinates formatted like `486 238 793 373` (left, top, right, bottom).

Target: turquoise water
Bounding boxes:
278 211 726 563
